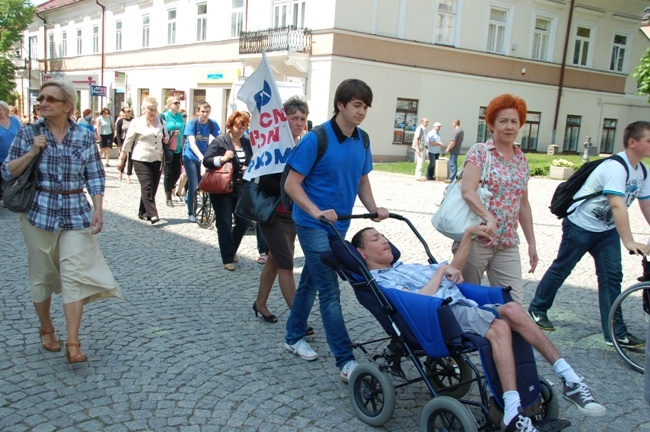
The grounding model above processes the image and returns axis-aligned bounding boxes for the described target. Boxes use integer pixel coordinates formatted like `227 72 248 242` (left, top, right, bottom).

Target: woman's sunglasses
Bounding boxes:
36 95 66 104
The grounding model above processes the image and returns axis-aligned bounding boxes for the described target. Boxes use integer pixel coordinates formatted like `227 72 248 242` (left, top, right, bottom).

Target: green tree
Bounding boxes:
0 0 35 102
634 47 650 103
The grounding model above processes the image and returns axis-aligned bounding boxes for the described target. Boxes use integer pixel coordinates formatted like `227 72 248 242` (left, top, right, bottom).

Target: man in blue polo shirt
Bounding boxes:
283 79 389 382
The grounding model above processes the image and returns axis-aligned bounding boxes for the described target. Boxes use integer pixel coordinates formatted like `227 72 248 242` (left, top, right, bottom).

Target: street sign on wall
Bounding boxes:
90 85 106 97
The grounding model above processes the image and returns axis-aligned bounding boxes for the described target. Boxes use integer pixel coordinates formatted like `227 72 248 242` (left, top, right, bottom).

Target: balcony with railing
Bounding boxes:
239 26 312 55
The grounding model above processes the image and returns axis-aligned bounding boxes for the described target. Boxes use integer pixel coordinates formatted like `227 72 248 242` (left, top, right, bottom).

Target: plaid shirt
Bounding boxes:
1 120 105 233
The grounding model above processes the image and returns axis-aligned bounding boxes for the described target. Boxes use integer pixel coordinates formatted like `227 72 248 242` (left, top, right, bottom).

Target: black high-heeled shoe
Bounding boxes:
253 301 278 323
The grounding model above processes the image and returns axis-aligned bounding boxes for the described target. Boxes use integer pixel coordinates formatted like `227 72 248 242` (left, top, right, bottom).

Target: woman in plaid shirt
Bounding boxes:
1 79 122 364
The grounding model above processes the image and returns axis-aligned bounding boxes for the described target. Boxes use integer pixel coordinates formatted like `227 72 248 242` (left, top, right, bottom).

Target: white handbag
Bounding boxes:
431 144 493 241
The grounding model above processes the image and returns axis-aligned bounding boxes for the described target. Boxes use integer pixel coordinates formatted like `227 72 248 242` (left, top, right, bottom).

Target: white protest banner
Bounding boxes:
237 52 294 180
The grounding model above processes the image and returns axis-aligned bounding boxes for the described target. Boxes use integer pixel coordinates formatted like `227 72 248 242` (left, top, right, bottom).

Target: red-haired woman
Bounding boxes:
454 94 538 304
203 111 253 271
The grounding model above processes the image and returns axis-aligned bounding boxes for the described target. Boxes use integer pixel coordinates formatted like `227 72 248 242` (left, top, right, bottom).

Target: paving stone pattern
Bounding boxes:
1 169 649 431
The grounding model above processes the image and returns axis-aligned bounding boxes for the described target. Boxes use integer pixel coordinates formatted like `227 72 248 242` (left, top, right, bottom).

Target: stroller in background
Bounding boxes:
320 213 571 432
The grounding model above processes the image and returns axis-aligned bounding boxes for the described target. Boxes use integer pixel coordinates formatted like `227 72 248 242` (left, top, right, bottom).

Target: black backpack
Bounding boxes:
280 125 370 212
549 155 647 219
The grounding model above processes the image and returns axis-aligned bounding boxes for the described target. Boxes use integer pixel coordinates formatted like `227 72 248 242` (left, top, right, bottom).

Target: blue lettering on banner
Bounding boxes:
247 147 292 174
207 73 224 80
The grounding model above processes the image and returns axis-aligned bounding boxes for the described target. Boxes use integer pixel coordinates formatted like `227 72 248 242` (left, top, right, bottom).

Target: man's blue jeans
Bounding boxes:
184 158 201 217
285 225 355 369
529 218 626 341
448 153 459 181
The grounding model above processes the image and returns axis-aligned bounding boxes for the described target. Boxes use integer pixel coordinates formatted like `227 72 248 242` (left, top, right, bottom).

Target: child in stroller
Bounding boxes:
350 223 605 431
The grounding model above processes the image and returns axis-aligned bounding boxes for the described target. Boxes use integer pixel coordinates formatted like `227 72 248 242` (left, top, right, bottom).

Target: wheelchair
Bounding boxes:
321 214 570 432
608 256 650 373
192 188 215 229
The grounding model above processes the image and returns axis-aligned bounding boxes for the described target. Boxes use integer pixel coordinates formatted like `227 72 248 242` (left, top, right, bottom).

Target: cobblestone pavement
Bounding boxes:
1 168 650 432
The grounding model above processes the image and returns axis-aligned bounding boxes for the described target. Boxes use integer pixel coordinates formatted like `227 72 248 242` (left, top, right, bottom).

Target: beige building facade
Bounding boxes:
17 0 650 159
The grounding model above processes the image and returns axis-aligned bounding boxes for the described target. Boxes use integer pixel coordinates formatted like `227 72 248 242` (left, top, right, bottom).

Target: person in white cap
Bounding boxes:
426 121 443 180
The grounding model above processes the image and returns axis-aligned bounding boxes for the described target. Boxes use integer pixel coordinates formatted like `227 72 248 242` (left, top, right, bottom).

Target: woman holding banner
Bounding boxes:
203 111 253 271
253 97 309 323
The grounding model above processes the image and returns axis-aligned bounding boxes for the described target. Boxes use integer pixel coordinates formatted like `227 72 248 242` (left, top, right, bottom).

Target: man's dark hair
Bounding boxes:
623 121 650 149
333 79 373 114
351 227 374 249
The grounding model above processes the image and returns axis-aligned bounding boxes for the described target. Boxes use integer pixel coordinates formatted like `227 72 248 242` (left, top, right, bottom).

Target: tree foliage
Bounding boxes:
634 47 650 103
0 0 35 101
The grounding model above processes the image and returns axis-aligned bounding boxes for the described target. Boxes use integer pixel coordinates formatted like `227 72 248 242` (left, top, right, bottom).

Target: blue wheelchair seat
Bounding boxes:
322 237 541 411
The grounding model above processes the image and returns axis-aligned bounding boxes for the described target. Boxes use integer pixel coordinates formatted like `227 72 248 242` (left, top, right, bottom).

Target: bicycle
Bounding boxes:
608 256 650 373
193 188 215 229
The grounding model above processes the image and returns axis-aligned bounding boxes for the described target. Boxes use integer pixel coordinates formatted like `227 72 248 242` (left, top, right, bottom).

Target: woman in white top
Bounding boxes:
117 97 168 224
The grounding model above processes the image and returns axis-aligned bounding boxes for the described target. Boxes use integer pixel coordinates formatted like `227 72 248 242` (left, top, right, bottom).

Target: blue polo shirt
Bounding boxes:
183 118 220 163
287 118 372 234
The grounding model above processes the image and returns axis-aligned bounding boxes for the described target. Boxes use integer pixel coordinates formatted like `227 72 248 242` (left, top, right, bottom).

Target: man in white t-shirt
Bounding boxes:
425 121 443 180
529 121 650 348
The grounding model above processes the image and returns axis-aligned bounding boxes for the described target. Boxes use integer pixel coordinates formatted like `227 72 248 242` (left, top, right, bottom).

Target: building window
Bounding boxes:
393 98 419 145
532 17 551 61
487 7 507 54
231 0 244 37
192 89 207 116
168 9 177 45
274 2 288 28
115 20 122 51
610 33 628 73
293 1 306 28
60 31 67 57
197 3 207 42
76 29 82 55
600 119 617 154
563 115 582 152
572 25 592 67
142 15 150 48
435 0 457 45
520 112 541 151
92 25 99 54
477 106 489 143
29 35 38 60
48 33 55 58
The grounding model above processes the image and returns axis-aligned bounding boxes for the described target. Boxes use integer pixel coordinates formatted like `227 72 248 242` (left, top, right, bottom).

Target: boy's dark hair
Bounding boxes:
351 227 374 249
333 79 373 114
623 121 650 148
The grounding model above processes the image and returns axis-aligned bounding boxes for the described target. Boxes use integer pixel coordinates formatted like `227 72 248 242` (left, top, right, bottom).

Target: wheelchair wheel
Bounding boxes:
425 355 473 399
348 362 396 427
539 377 559 420
193 189 215 229
419 396 478 432
608 282 649 373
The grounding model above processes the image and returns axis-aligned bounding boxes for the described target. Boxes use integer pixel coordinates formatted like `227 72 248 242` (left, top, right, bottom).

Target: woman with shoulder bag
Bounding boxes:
252 97 309 323
162 97 184 207
95 107 115 167
117 97 168 224
0 79 122 364
203 111 253 271
115 107 134 183
453 94 537 305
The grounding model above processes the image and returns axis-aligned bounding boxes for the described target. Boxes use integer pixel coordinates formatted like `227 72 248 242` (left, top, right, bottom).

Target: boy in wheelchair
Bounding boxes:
351 224 606 431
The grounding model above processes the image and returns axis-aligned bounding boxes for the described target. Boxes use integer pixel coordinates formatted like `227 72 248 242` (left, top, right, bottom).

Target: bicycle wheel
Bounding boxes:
608 282 650 373
193 189 215 229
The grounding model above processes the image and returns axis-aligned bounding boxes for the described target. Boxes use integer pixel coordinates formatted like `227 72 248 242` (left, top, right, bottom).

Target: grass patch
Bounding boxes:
374 153 610 177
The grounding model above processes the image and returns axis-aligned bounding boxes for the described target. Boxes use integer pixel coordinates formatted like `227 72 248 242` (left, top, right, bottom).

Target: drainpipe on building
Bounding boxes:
96 0 105 87
552 0 576 144
33 10 47 121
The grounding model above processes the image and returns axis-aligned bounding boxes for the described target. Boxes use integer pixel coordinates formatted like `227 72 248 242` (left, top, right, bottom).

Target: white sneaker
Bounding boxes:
188 215 196 222
284 339 318 361
340 360 359 383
